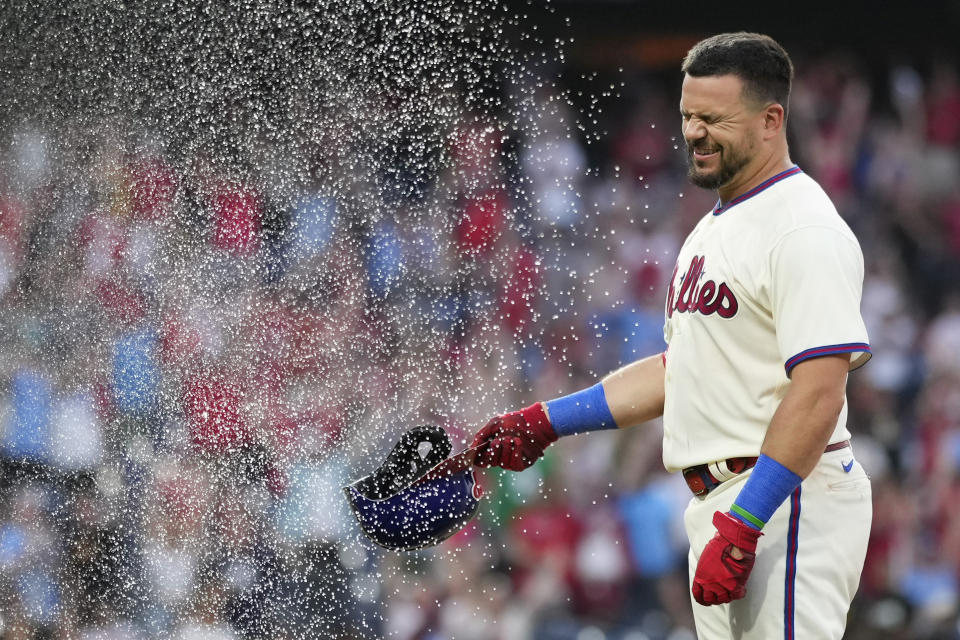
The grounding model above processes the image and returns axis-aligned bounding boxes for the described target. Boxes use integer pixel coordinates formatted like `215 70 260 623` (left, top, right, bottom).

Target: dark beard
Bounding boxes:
686 145 750 190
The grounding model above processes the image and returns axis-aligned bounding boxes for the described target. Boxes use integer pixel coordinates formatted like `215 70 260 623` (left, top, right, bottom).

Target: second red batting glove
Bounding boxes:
471 403 558 471
692 511 763 606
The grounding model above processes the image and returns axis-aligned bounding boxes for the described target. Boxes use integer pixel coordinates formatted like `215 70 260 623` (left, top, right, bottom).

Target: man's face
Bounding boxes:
680 74 762 190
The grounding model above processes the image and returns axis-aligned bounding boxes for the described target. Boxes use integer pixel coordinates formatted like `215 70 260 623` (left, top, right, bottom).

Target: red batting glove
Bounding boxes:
470 403 558 471
692 511 763 606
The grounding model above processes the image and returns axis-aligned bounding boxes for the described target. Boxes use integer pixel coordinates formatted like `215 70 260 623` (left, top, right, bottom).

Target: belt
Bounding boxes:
682 440 851 497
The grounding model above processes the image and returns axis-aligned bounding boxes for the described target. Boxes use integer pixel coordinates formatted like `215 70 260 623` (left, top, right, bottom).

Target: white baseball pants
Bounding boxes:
684 445 872 639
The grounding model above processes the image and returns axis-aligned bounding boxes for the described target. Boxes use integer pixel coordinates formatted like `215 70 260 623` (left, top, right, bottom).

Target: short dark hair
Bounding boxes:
682 32 794 113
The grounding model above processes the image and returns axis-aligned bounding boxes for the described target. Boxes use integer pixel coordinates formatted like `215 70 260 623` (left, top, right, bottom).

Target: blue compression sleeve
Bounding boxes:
544 382 617 437
729 454 802 530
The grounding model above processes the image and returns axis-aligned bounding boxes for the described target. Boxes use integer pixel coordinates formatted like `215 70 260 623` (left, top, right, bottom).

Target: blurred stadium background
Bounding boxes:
0 1 959 638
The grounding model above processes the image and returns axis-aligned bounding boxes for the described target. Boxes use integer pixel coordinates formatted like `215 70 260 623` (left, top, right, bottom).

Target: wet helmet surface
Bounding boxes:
343 426 482 551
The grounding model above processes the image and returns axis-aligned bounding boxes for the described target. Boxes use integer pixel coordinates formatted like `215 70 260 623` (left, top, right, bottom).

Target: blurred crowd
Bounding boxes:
0 44 958 640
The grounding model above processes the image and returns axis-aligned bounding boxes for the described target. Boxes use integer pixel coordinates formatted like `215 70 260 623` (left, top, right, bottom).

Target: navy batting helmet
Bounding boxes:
343 426 483 551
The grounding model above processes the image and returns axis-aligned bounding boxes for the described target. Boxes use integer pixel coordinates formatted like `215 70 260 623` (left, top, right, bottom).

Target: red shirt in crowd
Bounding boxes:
210 181 262 256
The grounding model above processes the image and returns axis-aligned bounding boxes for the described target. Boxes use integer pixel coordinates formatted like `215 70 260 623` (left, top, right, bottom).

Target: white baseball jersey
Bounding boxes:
661 166 870 472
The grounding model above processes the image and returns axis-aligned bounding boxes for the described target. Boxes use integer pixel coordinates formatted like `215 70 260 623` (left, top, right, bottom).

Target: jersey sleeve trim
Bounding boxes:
784 342 871 375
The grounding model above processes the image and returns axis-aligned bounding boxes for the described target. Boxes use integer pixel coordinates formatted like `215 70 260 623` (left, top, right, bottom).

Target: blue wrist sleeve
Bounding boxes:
544 382 617 437
730 454 802 530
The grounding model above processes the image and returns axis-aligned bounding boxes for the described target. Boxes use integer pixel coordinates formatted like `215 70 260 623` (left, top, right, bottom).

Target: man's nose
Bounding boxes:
683 118 706 143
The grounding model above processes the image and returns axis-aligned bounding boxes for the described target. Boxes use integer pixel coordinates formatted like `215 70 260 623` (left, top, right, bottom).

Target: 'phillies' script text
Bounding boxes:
667 255 739 319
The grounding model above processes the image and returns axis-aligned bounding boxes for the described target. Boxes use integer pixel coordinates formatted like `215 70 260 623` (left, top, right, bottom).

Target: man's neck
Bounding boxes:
717 152 794 205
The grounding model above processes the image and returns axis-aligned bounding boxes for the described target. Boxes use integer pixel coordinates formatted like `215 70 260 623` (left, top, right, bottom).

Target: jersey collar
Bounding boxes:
712 166 803 216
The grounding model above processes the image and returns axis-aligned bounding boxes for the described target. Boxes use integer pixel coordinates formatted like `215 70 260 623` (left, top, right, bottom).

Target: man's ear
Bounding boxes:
763 103 785 139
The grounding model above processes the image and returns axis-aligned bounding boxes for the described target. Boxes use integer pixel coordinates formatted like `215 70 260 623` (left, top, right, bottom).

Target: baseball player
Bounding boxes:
472 32 872 639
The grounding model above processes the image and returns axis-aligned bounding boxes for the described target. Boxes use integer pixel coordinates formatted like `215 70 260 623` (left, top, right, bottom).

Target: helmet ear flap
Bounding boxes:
351 426 452 499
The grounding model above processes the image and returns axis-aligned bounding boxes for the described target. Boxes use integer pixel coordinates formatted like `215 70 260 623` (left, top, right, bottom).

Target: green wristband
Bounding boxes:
730 503 766 529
